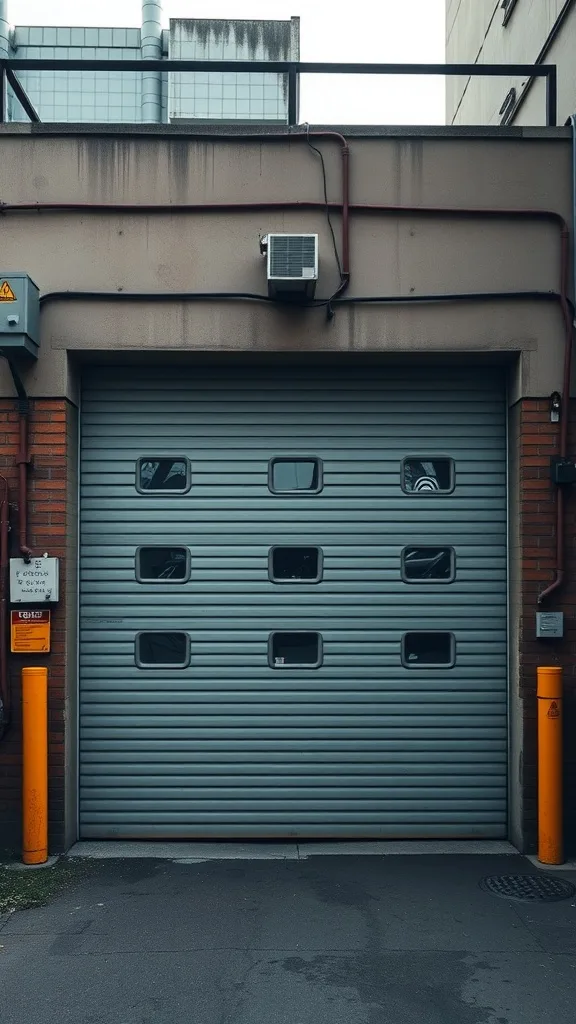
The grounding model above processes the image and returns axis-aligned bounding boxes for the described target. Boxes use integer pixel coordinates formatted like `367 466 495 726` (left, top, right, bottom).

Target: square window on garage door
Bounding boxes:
269 457 322 494
402 458 454 494
269 546 323 583
136 547 190 583
135 631 190 668
136 457 190 493
402 632 455 668
402 547 455 583
269 631 323 668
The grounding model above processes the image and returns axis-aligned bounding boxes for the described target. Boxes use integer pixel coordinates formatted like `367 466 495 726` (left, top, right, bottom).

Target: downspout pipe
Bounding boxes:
0 355 32 563
141 1 163 124
538 117 576 604
16 397 32 562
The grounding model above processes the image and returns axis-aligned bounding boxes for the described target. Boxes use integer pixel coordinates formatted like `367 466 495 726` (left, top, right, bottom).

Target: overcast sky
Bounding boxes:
8 1 446 124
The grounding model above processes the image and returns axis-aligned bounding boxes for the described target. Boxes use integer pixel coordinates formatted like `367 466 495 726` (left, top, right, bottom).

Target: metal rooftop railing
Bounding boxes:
0 58 560 128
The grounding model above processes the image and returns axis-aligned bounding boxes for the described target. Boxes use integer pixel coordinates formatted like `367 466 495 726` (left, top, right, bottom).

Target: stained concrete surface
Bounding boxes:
1 853 576 1023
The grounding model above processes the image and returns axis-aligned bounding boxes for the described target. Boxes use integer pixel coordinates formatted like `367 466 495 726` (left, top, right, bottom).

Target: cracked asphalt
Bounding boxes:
1 852 576 1024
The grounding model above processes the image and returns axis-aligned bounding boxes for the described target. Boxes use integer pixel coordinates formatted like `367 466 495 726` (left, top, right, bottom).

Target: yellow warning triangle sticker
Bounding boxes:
0 281 16 301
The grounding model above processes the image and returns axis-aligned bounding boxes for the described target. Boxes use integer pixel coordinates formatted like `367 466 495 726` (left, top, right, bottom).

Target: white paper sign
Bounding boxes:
10 557 59 603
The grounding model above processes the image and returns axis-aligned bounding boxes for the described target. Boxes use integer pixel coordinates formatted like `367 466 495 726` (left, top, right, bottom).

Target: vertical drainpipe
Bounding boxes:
141 1 162 123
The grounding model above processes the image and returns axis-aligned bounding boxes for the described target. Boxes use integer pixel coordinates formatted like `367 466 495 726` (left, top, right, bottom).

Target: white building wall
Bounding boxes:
168 18 299 123
447 0 576 126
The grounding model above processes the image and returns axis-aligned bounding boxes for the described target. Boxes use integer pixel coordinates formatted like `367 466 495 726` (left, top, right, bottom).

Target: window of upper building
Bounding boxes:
501 0 519 26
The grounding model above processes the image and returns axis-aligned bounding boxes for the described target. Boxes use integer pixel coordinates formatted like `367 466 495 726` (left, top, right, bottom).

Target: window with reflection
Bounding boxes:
136 458 190 493
402 458 454 494
269 458 322 494
402 547 455 582
135 632 190 667
136 547 190 583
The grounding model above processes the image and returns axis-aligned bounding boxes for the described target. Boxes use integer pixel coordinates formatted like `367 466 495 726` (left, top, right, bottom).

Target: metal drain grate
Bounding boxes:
480 874 576 903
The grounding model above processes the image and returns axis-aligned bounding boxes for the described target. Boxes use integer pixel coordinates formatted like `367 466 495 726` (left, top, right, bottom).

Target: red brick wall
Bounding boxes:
0 398 73 854
519 399 576 852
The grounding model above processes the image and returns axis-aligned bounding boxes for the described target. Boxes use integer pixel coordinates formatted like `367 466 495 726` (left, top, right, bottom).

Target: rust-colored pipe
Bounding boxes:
1 198 569 291
0 127 352 290
0 198 567 227
2 197 567 284
16 401 33 564
2 359 34 564
0 475 9 728
1 196 570 301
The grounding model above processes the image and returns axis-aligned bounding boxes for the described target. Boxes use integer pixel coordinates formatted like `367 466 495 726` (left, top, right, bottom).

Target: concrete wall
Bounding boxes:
447 0 576 126
0 127 571 404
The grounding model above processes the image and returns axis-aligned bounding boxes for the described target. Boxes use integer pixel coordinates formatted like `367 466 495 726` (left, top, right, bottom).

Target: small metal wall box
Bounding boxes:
536 611 564 639
551 458 576 486
0 274 40 358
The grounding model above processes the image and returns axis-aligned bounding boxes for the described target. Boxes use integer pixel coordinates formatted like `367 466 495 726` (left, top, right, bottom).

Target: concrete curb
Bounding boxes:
67 839 519 861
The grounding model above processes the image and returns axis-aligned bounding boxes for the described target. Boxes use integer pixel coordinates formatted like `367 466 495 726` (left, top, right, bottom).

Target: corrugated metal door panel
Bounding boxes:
79 366 507 839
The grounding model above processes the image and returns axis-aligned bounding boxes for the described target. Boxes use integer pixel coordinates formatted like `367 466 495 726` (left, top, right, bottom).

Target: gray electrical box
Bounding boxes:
536 611 564 639
0 273 40 358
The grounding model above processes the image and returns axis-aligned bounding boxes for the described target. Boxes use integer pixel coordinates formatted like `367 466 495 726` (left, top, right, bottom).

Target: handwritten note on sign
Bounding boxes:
10 557 59 603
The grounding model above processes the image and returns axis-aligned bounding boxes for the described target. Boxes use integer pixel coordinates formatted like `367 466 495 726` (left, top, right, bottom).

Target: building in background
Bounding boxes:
446 0 576 126
0 1 299 124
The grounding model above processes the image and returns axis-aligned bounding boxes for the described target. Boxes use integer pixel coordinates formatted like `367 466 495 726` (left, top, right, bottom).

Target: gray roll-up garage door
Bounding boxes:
79 365 507 839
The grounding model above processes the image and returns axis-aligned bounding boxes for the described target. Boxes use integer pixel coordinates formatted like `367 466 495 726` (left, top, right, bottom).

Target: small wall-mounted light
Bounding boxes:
550 392 562 423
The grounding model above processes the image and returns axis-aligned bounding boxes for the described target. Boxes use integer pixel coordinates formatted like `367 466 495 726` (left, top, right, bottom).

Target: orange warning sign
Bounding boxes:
0 281 16 302
11 609 51 653
547 701 560 719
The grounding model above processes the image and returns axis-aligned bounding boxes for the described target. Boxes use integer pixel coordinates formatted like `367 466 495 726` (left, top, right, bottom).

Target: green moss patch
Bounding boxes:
0 859 91 914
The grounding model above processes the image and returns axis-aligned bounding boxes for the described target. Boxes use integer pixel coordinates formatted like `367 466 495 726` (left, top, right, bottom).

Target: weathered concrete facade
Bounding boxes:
0 124 573 851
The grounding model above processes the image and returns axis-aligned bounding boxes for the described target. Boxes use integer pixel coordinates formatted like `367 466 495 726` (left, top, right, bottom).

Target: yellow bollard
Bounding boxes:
22 667 48 865
537 666 564 865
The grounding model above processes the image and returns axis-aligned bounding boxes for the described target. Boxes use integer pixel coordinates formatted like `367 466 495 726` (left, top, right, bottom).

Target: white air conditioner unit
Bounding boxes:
264 233 318 300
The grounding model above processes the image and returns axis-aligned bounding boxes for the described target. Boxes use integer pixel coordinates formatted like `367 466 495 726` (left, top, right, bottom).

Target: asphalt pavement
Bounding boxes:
1 850 576 1024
